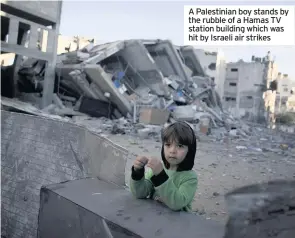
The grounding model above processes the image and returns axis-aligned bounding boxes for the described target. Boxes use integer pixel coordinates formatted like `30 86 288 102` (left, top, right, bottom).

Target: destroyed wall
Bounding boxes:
193 49 226 100
1 110 129 238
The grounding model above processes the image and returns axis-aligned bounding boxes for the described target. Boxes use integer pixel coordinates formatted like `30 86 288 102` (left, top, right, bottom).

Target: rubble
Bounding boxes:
3 38 294 146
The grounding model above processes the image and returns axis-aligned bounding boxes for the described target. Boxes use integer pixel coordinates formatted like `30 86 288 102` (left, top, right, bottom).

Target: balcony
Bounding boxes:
1 11 55 61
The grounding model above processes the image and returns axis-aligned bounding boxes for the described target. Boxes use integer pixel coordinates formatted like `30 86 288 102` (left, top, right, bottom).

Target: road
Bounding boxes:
105 130 295 224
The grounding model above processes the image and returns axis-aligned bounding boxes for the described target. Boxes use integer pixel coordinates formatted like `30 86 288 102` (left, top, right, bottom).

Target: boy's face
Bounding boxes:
163 140 188 167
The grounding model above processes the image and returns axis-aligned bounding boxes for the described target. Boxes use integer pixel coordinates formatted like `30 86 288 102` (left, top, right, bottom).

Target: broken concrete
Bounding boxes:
172 105 198 121
84 64 132 116
179 45 206 77
84 40 125 64
8 38 254 138
118 40 169 97
143 40 190 83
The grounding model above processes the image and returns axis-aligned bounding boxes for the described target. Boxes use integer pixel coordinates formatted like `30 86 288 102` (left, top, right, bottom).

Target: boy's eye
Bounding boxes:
178 144 184 148
165 143 171 147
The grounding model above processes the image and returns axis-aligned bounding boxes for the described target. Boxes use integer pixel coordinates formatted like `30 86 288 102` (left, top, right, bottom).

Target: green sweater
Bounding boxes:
130 166 198 212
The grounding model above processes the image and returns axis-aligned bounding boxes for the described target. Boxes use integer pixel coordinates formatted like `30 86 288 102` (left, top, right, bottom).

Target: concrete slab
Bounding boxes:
38 178 224 238
69 70 99 99
85 41 125 64
143 40 190 83
180 46 206 77
119 40 167 96
84 65 132 116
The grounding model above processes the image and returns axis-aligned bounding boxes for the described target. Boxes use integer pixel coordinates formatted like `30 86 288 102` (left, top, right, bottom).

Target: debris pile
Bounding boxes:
1 39 250 137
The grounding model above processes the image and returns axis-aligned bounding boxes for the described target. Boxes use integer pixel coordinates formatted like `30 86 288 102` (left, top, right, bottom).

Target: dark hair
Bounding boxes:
161 122 197 172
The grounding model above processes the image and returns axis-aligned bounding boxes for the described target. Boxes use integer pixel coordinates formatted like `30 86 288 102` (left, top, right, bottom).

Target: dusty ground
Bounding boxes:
105 129 295 225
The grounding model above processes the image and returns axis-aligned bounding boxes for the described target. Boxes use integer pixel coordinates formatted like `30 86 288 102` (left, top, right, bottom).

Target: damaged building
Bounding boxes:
1 0 266 136
275 73 295 113
1 0 62 109
2 35 241 135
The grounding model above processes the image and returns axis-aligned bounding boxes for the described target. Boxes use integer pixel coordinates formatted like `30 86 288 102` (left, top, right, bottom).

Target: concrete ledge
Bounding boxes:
38 178 224 238
1 42 53 61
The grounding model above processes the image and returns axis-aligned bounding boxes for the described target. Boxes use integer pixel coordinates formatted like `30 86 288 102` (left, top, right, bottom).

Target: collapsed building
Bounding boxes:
2 38 248 138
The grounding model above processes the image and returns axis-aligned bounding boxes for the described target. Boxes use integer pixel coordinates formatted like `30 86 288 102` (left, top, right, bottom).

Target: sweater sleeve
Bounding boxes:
151 170 198 211
129 166 154 199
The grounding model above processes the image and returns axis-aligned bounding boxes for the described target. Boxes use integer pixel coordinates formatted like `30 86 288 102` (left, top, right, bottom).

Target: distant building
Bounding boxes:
0 53 15 66
40 34 94 55
275 73 295 113
223 52 277 123
193 49 226 100
286 94 295 112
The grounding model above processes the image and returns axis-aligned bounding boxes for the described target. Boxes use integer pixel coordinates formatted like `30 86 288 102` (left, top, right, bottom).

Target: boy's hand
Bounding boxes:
133 156 149 171
147 157 163 176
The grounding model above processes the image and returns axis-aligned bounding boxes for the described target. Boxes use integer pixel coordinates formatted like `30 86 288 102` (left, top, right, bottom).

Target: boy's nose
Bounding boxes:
169 146 177 153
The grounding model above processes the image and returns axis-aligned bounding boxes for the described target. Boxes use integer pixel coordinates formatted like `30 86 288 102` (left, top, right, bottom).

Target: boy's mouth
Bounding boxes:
168 157 177 160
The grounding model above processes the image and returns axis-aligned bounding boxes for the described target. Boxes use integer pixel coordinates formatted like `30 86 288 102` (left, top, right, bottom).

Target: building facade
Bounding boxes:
275 74 295 113
223 53 277 123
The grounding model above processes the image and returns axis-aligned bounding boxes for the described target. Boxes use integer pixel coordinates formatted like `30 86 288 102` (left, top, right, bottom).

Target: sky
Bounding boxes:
59 1 295 80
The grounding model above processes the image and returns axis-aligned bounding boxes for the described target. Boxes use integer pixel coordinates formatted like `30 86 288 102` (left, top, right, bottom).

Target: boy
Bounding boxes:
130 122 198 212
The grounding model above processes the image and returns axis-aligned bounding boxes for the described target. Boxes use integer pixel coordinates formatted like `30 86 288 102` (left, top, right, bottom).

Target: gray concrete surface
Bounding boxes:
107 133 295 224
2 0 61 24
143 40 190 82
38 178 224 238
224 180 295 238
1 110 129 238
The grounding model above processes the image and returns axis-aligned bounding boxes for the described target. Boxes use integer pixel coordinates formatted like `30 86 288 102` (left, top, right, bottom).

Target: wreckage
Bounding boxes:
2 39 244 137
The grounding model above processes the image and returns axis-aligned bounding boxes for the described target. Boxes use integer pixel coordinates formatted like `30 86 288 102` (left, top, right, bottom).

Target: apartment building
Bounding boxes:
223 52 277 122
275 73 295 113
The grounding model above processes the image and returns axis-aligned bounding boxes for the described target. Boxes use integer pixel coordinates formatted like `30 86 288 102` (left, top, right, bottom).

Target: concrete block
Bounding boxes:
1 110 129 238
38 178 224 238
139 108 170 125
